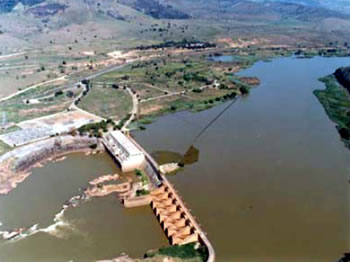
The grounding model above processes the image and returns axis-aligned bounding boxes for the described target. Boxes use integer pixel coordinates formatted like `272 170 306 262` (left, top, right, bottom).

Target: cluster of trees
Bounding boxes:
338 127 350 141
135 169 149 186
137 39 216 50
74 80 91 106
203 92 237 105
78 119 116 137
183 72 212 85
218 81 250 95
239 86 250 95
145 243 208 261
136 189 150 196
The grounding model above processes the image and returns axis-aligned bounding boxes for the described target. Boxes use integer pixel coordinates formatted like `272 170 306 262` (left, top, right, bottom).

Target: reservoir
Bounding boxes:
0 56 349 261
134 56 350 262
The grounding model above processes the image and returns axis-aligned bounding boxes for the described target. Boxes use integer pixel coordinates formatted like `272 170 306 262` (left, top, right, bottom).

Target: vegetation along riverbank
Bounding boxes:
314 67 350 150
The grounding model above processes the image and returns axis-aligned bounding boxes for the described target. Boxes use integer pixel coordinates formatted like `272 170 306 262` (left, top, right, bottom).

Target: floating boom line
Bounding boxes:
191 96 239 145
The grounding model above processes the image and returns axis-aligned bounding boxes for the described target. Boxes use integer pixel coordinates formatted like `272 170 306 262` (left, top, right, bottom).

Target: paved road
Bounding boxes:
0 52 27 60
83 63 127 81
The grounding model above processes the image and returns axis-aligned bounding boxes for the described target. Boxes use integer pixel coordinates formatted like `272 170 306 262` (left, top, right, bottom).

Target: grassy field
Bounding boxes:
79 85 132 120
92 52 257 127
0 83 80 125
0 140 11 155
314 75 350 149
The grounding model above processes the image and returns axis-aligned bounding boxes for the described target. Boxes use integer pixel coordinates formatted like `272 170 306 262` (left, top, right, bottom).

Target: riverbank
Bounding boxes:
0 135 99 195
314 74 350 150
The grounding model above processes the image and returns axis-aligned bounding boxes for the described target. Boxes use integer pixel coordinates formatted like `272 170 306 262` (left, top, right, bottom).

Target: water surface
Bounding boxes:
0 153 167 262
1 56 349 262
134 56 350 262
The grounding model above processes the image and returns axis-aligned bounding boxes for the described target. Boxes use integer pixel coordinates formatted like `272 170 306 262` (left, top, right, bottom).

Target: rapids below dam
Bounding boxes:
0 56 350 262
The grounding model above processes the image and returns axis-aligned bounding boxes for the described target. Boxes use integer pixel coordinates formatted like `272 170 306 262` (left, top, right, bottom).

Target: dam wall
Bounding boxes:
127 135 215 262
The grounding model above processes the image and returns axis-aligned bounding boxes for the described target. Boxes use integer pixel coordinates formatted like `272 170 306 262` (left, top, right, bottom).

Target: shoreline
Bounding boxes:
0 136 100 195
314 74 350 150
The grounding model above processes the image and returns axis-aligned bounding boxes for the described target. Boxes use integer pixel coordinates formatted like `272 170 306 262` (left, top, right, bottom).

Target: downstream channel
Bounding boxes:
0 153 167 262
0 56 349 262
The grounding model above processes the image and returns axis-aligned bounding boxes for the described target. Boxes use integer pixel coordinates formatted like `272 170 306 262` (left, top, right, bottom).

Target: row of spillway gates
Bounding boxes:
151 184 199 245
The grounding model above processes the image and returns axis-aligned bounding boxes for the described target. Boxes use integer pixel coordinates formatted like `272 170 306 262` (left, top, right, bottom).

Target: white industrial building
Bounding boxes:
104 131 145 172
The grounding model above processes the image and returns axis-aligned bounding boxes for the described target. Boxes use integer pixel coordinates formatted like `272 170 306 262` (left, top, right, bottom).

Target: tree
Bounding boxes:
55 90 64 97
240 86 249 95
66 91 74 98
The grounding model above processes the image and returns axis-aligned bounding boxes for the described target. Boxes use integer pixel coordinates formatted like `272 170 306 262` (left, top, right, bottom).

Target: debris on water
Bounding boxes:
159 163 182 175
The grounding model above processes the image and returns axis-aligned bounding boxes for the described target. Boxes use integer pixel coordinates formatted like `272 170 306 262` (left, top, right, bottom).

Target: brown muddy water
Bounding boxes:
0 57 349 262
0 153 167 262
134 57 350 262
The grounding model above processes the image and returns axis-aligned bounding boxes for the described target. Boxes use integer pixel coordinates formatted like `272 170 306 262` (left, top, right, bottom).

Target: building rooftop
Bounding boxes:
109 131 143 157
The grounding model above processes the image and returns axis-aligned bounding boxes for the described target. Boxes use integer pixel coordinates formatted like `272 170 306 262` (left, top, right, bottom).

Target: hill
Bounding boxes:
251 0 350 14
162 0 349 22
1 0 350 54
0 0 45 12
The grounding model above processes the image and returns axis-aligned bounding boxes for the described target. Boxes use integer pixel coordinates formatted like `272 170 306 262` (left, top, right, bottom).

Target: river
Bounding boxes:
0 56 349 262
0 153 167 262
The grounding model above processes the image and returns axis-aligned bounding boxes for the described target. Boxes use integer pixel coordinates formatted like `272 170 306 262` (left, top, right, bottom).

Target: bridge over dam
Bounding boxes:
102 131 215 262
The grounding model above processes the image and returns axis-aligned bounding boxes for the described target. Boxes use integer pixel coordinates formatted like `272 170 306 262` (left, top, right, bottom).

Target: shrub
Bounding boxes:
240 86 250 95
338 128 350 140
192 88 203 93
146 243 208 262
89 144 98 149
136 189 150 196
54 90 64 97
66 91 74 98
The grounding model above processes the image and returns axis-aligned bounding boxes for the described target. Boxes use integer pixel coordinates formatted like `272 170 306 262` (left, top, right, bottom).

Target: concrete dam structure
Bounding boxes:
151 184 199 245
103 132 215 262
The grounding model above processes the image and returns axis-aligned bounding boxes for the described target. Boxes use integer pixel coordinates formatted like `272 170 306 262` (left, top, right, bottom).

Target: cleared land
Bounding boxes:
0 140 10 155
79 84 133 120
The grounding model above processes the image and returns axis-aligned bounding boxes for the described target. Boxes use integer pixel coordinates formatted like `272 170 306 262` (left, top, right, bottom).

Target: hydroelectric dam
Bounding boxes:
102 131 215 262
